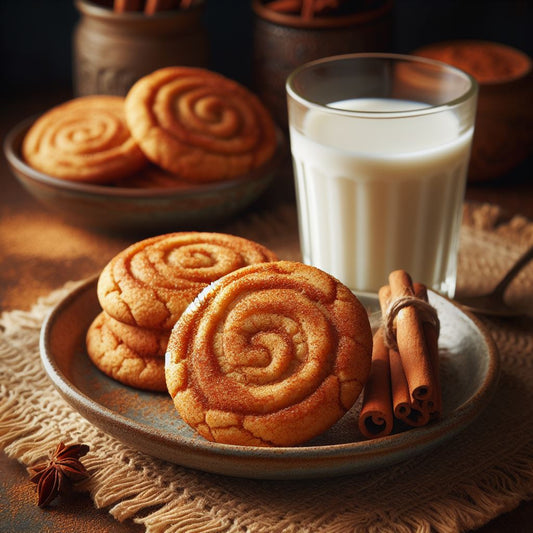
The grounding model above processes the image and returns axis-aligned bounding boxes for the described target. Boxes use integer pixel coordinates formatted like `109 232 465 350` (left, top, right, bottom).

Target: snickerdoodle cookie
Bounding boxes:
124 67 277 182
165 260 373 447
86 312 166 392
105 312 170 358
22 95 147 183
97 232 278 330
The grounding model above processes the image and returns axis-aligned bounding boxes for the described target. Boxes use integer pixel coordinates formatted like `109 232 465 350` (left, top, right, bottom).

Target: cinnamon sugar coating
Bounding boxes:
97 232 278 330
86 312 167 392
124 67 277 182
105 312 170 358
165 260 373 447
22 96 147 183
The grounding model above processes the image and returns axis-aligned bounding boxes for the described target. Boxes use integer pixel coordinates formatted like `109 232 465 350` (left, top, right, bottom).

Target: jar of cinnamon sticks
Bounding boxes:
73 0 208 97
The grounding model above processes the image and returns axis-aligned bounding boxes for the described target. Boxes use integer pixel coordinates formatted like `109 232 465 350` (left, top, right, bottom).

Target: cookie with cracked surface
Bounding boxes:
165 260 373 447
97 232 278 330
22 95 147 183
105 312 170 358
86 312 166 392
124 66 277 182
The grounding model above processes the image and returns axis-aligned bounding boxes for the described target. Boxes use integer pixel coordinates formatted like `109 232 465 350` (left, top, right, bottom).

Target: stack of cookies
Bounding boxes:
85 233 376 447
86 232 278 391
22 66 278 187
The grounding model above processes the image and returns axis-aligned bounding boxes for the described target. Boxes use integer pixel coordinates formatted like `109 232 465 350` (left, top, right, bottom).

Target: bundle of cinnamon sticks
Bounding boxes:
358 270 441 439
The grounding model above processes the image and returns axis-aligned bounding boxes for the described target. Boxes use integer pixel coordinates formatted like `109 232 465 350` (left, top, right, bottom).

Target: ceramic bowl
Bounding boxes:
4 117 283 234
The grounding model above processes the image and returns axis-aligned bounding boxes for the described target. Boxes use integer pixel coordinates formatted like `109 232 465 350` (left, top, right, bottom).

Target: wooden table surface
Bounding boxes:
1 92 532 532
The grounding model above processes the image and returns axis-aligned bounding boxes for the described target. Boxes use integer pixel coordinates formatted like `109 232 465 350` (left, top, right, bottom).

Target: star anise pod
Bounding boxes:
27 442 90 508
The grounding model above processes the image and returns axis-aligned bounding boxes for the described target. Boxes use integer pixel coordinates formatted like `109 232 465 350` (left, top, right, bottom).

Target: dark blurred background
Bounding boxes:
1 0 531 100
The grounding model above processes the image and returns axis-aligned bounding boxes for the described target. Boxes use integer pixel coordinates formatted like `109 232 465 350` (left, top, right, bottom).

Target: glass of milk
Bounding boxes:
286 53 478 297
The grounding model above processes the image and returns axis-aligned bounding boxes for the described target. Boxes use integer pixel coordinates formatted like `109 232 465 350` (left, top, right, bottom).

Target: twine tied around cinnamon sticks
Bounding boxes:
382 292 440 352
358 270 442 439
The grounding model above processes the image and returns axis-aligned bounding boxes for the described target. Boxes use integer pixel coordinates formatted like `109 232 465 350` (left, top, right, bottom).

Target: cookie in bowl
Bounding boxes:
124 66 278 182
22 95 147 183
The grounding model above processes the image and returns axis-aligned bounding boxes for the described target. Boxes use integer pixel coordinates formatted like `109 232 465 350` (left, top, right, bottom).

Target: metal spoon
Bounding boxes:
456 245 533 317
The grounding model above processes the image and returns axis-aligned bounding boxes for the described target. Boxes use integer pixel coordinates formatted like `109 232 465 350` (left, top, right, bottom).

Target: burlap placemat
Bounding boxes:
1 203 532 533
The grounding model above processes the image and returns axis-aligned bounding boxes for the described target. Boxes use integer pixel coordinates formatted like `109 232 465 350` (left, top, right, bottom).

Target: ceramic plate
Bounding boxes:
40 277 499 479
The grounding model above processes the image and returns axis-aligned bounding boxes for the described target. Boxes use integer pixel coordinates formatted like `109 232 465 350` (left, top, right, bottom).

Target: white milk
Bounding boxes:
289 98 473 295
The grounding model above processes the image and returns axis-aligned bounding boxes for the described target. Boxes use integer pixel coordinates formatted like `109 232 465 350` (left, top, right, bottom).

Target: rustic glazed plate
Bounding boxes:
40 277 499 479
4 117 283 234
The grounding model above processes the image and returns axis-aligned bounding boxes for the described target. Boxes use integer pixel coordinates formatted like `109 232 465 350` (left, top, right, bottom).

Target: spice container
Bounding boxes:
413 40 532 182
73 0 209 97
252 0 394 129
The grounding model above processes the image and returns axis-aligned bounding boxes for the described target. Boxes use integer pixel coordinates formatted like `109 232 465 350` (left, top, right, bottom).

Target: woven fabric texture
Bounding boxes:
1 203 532 533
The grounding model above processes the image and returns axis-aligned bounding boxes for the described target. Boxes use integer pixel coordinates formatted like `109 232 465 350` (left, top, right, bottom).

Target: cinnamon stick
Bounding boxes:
266 0 341 17
114 0 144 12
301 0 315 19
315 0 342 13
358 328 394 439
144 0 178 15
389 347 430 426
266 0 301 14
413 282 441 420
388 270 436 403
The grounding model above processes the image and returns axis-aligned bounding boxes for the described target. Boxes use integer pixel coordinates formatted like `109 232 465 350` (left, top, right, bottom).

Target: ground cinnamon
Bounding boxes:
414 40 531 84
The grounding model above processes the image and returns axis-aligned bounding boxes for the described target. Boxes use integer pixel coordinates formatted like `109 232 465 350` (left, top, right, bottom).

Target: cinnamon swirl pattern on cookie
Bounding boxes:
124 67 277 182
97 232 278 330
22 96 147 183
165 261 373 447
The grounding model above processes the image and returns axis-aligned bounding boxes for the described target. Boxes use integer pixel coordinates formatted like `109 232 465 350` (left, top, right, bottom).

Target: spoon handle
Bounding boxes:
492 245 533 297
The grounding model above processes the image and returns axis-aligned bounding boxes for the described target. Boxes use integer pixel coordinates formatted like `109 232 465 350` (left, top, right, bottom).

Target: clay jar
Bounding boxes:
73 0 209 97
413 40 533 182
252 0 394 129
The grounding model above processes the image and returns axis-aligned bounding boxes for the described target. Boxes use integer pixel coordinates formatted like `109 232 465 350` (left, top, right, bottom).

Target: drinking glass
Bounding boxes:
286 53 478 296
